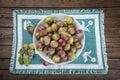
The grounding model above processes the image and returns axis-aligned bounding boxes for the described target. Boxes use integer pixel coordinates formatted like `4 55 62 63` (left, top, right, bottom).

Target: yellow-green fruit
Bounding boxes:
23 43 28 50
27 49 34 57
44 17 53 24
44 36 51 46
50 40 58 48
37 47 43 51
68 52 76 60
75 42 82 49
51 23 58 31
52 55 60 63
66 17 73 25
58 27 66 34
46 27 52 32
59 31 71 37
64 44 71 51
29 43 34 49
71 46 77 53
67 37 74 44
39 37 44 43
52 33 59 40
63 21 67 27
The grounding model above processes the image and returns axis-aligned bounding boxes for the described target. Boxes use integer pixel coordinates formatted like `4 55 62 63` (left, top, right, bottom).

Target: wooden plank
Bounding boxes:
0 17 13 23
107 48 120 59
104 8 120 18
106 43 120 48
0 70 119 80
0 59 119 70
0 22 13 28
105 28 120 34
0 59 10 69
0 8 120 18
0 46 12 58
0 0 120 8
104 18 120 27
106 38 120 43
105 34 120 38
0 28 13 44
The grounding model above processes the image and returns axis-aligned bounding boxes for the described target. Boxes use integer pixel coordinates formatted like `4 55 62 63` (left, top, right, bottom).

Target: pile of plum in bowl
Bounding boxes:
33 14 85 65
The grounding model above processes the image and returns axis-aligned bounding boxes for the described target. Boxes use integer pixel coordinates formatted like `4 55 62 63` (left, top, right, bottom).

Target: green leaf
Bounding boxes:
23 54 30 67
18 48 24 55
18 55 23 64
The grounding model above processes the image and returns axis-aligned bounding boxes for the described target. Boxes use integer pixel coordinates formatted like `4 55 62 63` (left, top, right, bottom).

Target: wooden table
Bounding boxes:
0 0 120 80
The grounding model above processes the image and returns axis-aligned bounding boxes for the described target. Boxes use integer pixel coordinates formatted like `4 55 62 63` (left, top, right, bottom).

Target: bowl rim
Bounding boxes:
33 13 85 65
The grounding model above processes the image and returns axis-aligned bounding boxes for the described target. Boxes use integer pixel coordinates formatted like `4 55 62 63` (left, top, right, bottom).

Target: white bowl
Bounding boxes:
33 14 85 65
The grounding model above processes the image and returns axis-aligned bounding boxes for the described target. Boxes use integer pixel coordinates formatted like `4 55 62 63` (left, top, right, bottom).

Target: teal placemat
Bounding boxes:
10 9 108 74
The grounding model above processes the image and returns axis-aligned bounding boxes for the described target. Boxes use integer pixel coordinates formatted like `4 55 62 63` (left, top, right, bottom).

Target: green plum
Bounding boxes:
27 49 35 57
68 26 76 35
64 44 71 51
44 36 51 46
29 43 34 49
66 17 73 25
75 42 82 49
52 55 60 63
46 26 52 33
23 43 28 50
58 27 67 34
44 17 53 24
59 31 71 37
48 48 55 56
50 40 58 48
39 37 44 44
68 52 76 60
51 23 58 31
70 46 77 53
63 21 68 27
35 32 40 39
52 33 60 40
67 37 74 44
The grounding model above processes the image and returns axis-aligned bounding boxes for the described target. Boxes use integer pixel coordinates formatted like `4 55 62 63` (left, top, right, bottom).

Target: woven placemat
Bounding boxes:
10 9 108 74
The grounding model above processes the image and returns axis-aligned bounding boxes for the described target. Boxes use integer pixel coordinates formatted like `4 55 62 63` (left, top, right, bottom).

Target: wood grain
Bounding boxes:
0 70 120 80
0 8 120 18
0 0 120 8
